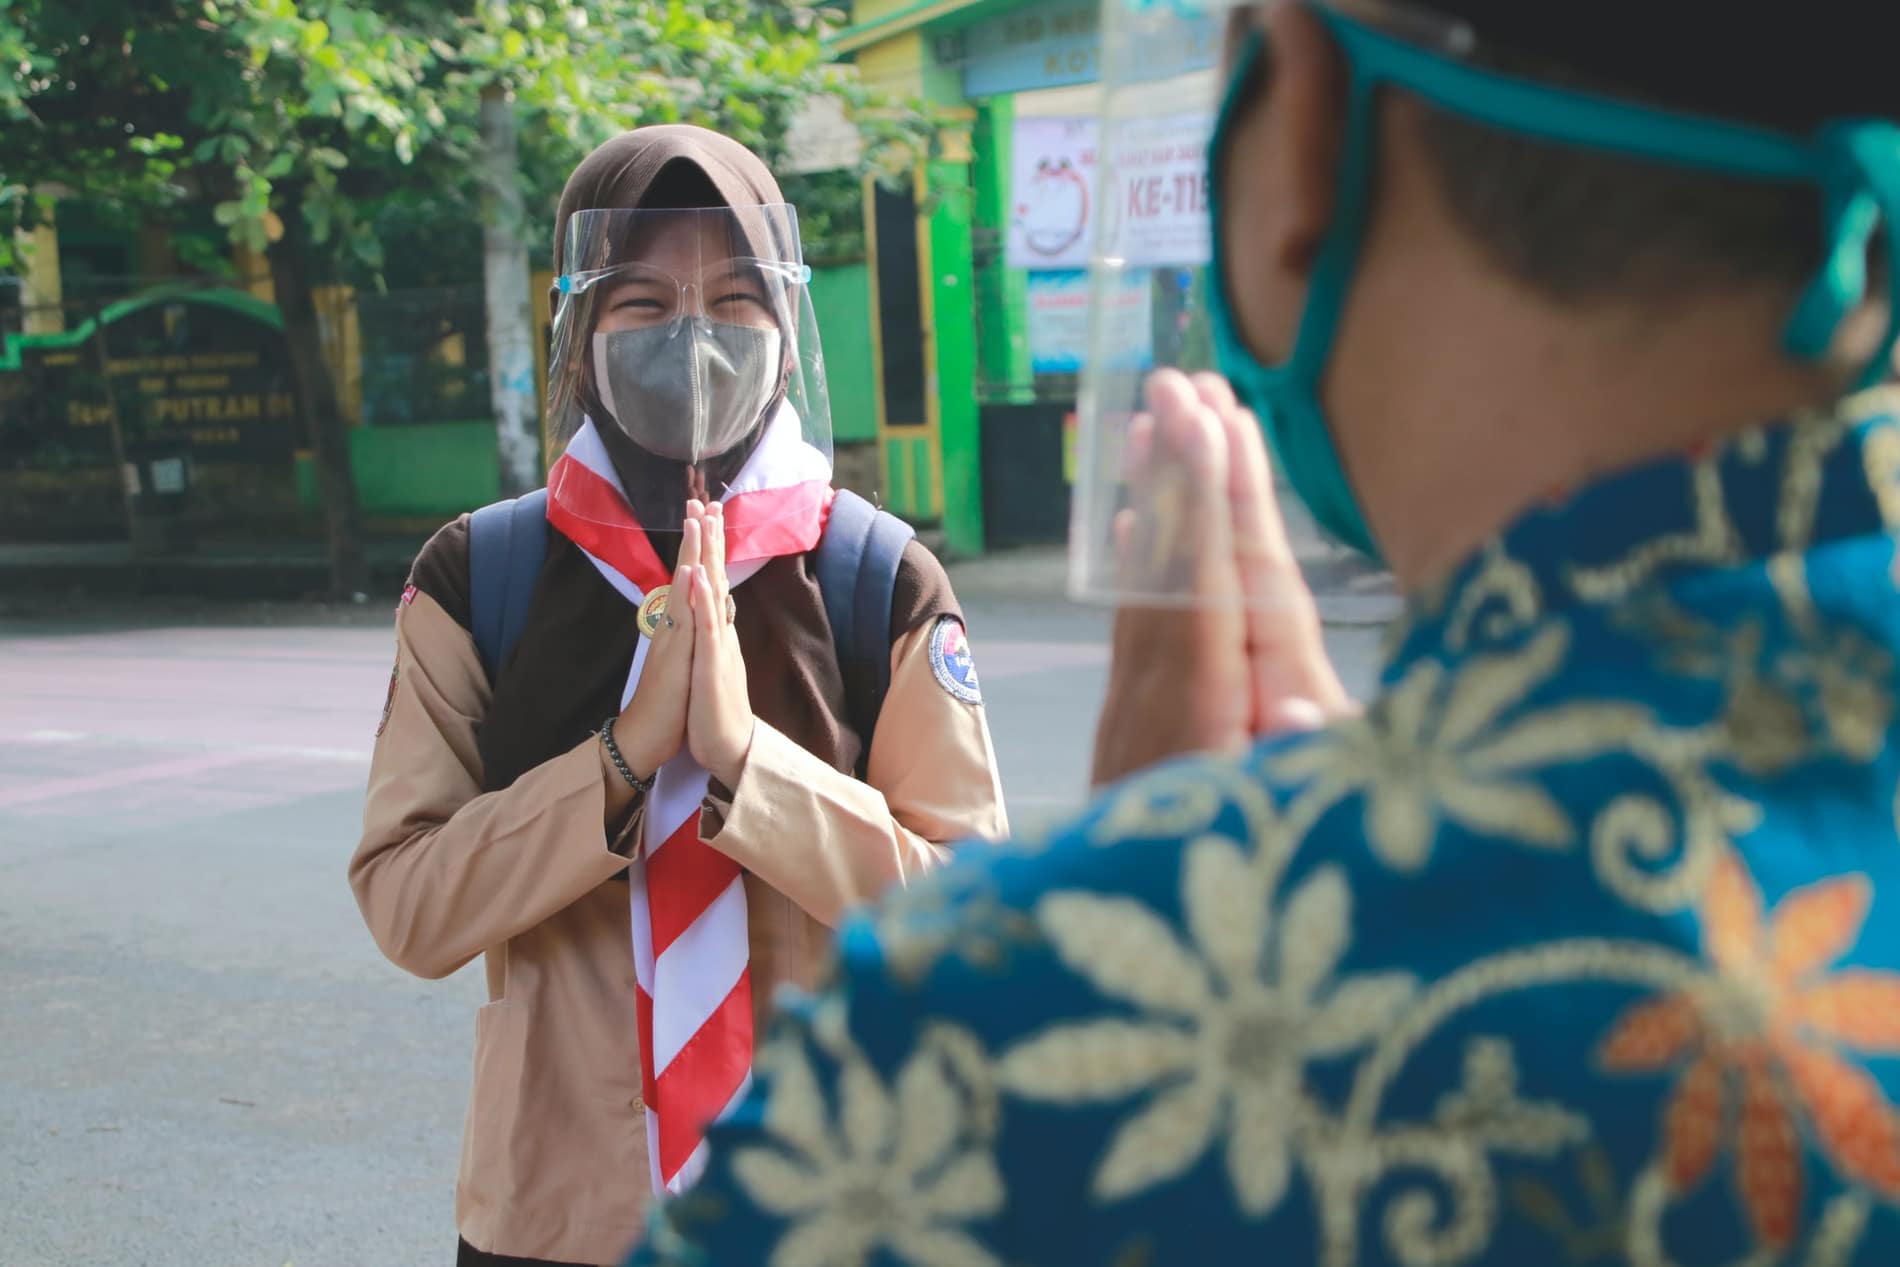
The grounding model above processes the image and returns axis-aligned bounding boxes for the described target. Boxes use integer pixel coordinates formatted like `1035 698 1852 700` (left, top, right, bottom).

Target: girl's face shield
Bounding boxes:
1071 0 1332 610
545 206 834 536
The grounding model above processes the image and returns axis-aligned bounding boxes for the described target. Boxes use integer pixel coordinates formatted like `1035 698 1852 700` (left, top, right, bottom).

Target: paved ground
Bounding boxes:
0 548 1392 1267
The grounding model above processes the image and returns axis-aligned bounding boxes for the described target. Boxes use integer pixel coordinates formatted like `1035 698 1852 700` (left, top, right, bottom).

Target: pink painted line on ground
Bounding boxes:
0 627 393 758
0 748 263 810
0 709 377 759
2 627 392 658
7 755 370 821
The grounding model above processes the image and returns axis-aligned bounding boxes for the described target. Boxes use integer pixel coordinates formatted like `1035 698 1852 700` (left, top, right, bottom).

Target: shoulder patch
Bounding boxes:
398 583 418 612
928 616 982 705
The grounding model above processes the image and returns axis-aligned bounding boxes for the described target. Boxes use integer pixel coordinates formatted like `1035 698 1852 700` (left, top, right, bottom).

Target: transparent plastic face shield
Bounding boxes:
1077 0 1900 605
547 205 832 537
1069 0 1335 609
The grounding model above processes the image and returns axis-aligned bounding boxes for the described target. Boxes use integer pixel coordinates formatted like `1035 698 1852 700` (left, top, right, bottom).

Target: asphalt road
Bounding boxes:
0 558 1388 1267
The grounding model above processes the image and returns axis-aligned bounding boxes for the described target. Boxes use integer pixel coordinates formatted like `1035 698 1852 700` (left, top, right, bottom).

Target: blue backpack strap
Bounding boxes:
467 488 549 682
816 489 916 769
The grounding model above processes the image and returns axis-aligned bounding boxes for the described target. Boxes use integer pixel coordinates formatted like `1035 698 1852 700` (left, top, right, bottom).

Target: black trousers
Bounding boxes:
457 1237 592 1267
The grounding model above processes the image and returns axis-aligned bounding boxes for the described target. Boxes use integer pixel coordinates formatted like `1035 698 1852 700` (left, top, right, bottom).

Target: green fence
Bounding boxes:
294 419 500 518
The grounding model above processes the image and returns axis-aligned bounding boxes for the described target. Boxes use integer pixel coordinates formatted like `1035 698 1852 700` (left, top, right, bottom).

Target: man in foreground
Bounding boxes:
627 0 1900 1261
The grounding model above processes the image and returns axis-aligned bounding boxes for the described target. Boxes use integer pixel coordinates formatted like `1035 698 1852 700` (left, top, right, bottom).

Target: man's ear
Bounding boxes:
1220 1 1351 362
1261 1 1349 275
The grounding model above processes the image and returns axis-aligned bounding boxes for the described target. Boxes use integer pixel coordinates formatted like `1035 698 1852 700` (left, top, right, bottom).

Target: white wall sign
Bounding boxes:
955 0 1217 99
1096 112 1212 269
1008 113 1211 272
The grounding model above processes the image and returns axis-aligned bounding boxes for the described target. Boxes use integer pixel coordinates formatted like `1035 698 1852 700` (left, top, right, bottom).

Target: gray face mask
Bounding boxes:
592 324 782 463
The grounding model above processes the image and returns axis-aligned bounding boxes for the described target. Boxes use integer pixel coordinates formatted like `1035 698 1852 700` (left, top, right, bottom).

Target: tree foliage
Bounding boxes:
2 0 941 593
1 0 939 285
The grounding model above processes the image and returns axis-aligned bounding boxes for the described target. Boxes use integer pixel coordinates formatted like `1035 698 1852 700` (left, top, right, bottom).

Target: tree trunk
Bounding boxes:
480 85 541 497
89 305 139 544
268 210 368 598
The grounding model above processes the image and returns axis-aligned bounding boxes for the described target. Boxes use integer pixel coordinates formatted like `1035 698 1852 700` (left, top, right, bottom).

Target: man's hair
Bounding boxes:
1411 93 1821 307
1392 0 1900 308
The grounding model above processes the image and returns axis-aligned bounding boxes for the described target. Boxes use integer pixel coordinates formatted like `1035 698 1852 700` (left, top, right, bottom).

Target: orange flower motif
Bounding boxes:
1598 853 1900 1248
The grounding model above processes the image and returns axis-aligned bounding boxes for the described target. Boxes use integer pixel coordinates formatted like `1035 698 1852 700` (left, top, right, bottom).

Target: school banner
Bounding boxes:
1027 269 1153 374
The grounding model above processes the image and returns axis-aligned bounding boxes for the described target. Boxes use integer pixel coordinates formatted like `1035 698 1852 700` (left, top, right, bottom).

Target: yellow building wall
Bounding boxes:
15 216 65 335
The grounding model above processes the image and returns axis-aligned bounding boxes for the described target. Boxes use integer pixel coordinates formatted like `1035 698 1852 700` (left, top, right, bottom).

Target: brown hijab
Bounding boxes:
553 125 786 271
548 127 799 554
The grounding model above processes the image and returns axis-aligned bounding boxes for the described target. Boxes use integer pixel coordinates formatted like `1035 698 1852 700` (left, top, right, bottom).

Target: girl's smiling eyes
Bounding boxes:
597 276 776 329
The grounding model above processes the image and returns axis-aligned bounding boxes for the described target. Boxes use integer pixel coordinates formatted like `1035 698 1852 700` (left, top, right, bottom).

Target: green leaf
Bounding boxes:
501 30 526 60
304 199 334 245
264 152 296 179
301 19 329 53
213 200 244 227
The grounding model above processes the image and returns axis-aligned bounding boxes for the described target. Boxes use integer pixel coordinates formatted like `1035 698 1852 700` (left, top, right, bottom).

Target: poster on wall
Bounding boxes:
1027 269 1153 374
1008 113 1212 271
1008 117 1097 271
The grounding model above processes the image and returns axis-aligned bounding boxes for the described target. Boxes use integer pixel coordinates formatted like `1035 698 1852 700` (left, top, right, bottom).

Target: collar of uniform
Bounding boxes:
1387 384 1900 666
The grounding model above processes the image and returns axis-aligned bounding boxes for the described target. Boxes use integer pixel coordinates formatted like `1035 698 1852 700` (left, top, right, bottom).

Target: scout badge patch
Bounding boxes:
929 616 982 704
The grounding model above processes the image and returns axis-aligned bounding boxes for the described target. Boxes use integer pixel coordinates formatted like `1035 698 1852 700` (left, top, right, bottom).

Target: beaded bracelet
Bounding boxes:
599 717 656 793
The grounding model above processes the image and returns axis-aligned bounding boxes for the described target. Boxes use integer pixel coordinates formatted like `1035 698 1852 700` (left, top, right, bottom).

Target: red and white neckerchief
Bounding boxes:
545 407 832 1194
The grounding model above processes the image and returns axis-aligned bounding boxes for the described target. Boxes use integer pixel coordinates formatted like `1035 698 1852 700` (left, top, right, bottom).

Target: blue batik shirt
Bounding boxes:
628 388 1900 1266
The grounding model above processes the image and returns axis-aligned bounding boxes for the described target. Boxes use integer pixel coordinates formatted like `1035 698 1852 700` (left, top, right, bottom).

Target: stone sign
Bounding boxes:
0 288 303 475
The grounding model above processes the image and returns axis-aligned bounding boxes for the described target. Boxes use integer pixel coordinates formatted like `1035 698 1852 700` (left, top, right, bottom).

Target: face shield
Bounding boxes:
1078 0 1900 605
547 205 833 539
1070 0 1339 610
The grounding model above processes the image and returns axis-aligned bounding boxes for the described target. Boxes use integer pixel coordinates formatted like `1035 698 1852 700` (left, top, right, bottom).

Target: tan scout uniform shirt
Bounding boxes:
352 518 1007 1265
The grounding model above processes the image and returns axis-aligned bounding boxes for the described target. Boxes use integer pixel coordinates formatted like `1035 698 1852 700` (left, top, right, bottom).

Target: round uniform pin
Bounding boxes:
637 586 672 638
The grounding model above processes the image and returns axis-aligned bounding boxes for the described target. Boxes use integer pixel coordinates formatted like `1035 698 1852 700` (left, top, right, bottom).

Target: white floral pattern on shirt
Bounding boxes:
997 836 1417 1214
728 1032 1005 1267
1273 626 1650 871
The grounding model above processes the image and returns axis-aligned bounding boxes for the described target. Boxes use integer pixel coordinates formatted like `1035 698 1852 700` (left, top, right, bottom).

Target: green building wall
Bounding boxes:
806 261 880 444
925 161 985 555
973 95 1036 404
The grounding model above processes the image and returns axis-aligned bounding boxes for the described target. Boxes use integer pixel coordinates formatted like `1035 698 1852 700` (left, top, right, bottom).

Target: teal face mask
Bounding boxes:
1206 5 1900 560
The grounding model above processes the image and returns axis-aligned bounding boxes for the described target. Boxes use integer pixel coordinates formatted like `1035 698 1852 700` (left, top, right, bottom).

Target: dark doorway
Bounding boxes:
873 184 926 429
980 402 1074 548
